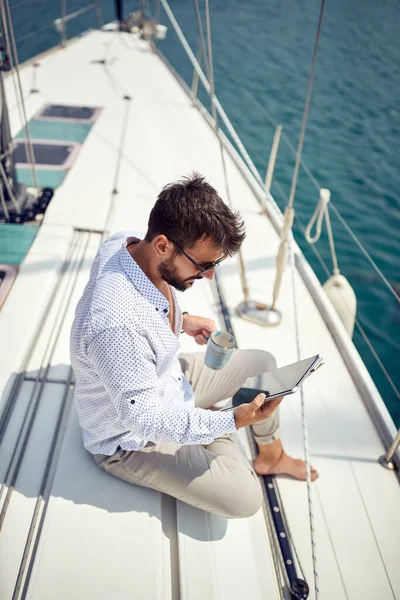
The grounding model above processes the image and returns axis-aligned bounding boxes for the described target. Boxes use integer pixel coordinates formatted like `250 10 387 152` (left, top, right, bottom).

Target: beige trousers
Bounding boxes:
93 349 279 518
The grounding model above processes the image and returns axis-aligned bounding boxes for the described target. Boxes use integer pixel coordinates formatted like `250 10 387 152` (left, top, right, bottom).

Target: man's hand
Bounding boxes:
234 393 284 430
182 314 216 345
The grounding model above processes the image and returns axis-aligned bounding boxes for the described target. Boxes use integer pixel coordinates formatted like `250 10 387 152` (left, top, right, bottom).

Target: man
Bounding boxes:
71 173 317 520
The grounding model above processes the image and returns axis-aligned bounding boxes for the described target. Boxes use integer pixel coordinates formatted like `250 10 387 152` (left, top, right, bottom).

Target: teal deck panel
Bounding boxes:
0 223 39 265
16 168 67 189
14 109 97 189
16 120 92 144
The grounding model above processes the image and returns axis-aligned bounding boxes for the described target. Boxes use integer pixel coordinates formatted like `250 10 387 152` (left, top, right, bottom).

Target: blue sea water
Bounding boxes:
10 0 400 425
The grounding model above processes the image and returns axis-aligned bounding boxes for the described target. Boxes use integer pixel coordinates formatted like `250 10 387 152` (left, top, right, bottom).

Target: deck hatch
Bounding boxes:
35 104 101 123
13 140 80 170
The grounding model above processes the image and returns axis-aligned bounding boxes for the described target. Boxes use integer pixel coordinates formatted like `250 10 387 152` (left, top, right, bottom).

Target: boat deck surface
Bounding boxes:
0 27 399 600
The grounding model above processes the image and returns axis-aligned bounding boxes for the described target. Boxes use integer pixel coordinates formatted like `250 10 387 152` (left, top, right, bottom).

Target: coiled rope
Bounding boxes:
304 188 340 275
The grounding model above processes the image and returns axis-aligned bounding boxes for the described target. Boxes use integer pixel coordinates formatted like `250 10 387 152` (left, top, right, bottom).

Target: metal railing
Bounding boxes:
12 1 103 49
54 2 103 47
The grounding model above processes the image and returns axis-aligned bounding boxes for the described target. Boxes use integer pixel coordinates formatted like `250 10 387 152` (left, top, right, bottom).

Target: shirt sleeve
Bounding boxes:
87 326 237 445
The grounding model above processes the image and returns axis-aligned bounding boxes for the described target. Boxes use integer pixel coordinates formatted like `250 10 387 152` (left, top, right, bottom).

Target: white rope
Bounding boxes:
305 188 340 275
275 179 400 405
289 236 320 599
271 206 294 309
267 0 326 311
245 90 400 308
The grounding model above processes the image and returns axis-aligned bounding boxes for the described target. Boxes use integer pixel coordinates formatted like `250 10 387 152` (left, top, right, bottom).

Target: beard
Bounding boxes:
158 257 201 292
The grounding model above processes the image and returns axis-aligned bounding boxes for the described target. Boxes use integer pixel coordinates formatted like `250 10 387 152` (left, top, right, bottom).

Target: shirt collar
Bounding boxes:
118 235 170 317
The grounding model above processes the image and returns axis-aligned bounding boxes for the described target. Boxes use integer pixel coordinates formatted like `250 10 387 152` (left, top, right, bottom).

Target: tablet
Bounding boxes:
221 355 323 411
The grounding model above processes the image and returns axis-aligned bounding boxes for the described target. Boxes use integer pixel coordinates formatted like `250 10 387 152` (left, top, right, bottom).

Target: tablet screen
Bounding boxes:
225 355 320 409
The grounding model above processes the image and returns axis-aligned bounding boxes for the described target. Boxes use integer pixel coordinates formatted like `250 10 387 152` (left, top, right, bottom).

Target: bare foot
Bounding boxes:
253 452 319 481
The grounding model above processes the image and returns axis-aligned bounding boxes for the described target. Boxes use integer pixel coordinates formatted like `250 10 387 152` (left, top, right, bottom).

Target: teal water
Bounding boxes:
10 0 400 425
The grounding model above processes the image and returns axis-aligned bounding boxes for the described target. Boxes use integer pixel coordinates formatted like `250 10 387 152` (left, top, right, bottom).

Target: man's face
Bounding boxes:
158 237 225 292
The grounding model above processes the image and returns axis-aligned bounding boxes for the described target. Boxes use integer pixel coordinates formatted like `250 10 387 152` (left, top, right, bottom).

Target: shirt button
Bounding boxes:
163 308 168 314
130 400 135 404
178 377 181 381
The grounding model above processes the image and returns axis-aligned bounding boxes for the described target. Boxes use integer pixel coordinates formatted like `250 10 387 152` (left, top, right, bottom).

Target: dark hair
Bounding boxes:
144 172 245 256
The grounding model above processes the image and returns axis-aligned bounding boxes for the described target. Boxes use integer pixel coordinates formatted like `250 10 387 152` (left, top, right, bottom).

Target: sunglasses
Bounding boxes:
169 239 225 275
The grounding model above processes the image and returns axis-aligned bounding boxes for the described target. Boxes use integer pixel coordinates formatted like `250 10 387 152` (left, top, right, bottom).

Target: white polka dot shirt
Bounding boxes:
70 231 237 455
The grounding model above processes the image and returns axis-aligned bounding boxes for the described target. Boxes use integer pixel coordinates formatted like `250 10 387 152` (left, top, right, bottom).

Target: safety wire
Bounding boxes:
242 86 400 307
242 113 400 407
276 192 396 599
246 73 400 449
289 234 320 599
273 178 400 405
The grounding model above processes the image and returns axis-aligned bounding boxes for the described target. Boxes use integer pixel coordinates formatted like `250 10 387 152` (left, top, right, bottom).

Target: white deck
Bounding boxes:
0 27 399 600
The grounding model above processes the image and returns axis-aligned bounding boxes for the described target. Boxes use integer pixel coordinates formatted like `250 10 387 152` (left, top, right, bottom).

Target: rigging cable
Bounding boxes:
102 93 132 240
203 1 307 596
242 86 400 307
159 0 265 190
287 0 325 211
0 69 20 214
1 0 39 190
192 0 209 100
273 178 400 406
269 0 327 312
268 1 328 595
202 0 250 304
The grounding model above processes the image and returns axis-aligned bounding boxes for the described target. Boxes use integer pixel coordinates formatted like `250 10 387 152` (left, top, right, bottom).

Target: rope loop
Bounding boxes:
305 188 330 244
305 188 340 275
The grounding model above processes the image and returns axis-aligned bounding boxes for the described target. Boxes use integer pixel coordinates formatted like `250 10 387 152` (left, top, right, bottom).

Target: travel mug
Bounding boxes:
204 330 236 370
